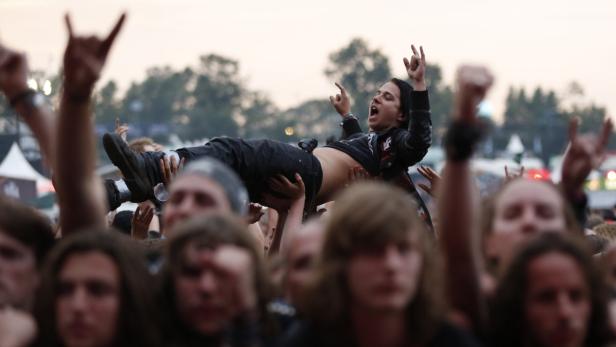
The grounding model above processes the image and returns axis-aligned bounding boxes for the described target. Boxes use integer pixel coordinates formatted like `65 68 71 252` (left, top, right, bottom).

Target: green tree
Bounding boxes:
424 64 453 141
122 66 193 126
279 98 338 142
324 38 391 126
240 91 282 139
93 80 121 124
183 54 244 140
500 86 586 162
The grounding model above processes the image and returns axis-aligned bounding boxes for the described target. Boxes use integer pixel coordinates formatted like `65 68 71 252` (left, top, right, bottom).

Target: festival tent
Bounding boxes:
0 142 53 199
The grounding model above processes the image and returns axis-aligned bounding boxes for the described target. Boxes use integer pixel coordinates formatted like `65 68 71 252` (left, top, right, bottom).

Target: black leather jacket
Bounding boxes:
325 90 432 180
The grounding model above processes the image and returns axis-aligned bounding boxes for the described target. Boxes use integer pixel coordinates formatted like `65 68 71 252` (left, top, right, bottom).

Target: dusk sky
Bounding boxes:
1 0 614 122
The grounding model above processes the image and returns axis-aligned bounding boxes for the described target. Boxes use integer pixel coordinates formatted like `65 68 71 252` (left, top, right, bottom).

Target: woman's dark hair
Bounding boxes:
158 213 274 343
489 232 613 347
33 230 160 347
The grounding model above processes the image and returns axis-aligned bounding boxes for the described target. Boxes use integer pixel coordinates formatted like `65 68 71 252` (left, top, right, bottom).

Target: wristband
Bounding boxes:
340 113 357 125
443 121 485 162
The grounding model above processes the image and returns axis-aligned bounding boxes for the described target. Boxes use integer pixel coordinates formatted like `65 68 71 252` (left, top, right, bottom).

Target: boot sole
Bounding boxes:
102 133 153 201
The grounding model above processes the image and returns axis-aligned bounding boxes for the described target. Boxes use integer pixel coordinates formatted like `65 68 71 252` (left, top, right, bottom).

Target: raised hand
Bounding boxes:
245 203 265 224
262 173 305 212
0 308 36 347
160 156 185 187
329 82 351 116
0 44 29 101
561 117 613 197
114 118 129 142
454 65 494 123
63 13 126 100
504 165 525 182
131 202 155 240
209 246 257 314
417 165 441 197
403 44 427 91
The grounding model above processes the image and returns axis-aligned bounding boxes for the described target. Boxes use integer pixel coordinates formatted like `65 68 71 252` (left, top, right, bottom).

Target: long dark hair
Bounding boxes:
489 232 613 347
158 213 274 344
33 230 160 347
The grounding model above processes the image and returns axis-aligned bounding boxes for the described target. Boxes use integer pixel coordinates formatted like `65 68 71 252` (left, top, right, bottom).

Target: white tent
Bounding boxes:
506 134 525 154
0 143 53 194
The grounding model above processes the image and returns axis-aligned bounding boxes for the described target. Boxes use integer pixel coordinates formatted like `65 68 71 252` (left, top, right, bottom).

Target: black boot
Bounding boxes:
102 133 165 202
104 179 122 212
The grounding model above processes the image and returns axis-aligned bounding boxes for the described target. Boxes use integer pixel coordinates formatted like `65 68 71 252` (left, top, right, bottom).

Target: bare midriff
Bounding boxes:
313 147 363 204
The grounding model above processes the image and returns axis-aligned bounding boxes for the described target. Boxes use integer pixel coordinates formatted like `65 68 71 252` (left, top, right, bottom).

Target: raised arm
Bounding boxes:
54 13 126 234
262 173 305 255
0 44 56 166
560 116 613 229
437 65 493 333
394 45 431 167
330 82 363 139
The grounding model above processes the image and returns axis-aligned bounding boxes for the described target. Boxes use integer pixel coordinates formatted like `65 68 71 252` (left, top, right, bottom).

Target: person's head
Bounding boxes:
483 178 579 273
162 158 248 233
367 78 412 132
160 213 271 338
282 219 325 306
490 233 612 347
33 231 158 347
304 182 443 343
0 197 55 309
600 243 616 292
128 137 161 153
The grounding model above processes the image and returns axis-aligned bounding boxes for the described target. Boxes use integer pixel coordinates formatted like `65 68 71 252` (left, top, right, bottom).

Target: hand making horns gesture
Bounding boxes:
329 82 351 117
403 44 427 91
63 13 126 100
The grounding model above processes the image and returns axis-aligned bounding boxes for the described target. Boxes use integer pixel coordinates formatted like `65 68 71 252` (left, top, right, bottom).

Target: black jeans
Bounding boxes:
174 137 323 210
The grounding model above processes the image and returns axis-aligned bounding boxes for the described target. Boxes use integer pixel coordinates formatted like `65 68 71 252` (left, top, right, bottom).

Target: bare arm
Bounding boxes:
0 44 56 165
437 65 494 332
54 13 126 234
262 173 305 255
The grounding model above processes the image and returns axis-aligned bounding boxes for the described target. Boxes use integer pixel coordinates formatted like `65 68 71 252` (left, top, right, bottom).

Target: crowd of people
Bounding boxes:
1 12 615 347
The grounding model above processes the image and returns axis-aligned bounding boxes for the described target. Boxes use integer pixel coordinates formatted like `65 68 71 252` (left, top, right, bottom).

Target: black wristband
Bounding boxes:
9 89 36 108
443 121 485 162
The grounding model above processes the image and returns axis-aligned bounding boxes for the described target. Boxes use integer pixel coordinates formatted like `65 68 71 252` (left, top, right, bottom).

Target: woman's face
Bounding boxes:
56 251 120 347
524 252 591 347
347 232 423 313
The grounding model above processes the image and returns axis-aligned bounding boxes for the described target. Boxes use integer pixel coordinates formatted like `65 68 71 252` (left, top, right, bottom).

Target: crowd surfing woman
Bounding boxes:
279 182 479 347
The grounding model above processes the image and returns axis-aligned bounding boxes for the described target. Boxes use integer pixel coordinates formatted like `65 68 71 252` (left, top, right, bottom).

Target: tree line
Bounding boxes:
0 38 611 165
